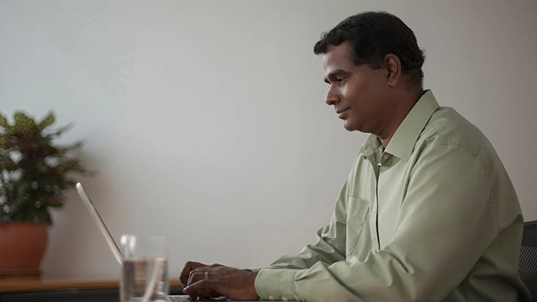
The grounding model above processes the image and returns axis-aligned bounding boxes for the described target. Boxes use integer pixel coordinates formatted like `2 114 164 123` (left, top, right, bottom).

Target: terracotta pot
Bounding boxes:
0 223 48 270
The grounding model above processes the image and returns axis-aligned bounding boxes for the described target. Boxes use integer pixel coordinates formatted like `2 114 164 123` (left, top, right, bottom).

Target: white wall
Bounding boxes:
1 0 536 280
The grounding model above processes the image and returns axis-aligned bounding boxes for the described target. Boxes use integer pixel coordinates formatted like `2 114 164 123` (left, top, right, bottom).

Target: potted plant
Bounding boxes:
0 111 87 279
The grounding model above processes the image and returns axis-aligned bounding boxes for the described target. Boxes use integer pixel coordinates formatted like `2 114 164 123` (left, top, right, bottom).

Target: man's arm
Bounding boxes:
180 180 352 299
256 180 350 271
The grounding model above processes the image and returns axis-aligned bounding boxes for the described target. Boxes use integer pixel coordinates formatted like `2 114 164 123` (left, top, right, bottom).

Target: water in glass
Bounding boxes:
121 257 169 302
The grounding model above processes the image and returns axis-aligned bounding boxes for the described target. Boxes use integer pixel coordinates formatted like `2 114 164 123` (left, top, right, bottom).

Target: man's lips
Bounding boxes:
336 108 349 115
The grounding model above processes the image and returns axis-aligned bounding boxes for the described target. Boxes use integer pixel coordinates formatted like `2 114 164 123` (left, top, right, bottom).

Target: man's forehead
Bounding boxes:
321 42 354 71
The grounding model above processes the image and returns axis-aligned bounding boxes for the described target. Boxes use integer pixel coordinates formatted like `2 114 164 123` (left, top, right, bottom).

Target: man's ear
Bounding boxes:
384 54 402 87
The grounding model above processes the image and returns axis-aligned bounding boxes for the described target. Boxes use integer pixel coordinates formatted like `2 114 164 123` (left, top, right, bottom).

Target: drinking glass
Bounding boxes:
120 235 169 302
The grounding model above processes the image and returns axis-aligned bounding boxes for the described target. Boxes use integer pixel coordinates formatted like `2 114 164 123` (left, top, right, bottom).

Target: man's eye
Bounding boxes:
336 77 346 83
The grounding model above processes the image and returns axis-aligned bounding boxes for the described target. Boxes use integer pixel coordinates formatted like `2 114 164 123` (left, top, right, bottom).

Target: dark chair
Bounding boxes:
520 220 537 301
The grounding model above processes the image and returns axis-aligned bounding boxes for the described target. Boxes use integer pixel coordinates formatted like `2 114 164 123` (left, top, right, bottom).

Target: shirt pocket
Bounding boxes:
346 196 371 259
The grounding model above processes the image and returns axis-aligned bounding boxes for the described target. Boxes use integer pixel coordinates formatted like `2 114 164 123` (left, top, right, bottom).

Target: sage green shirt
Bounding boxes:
254 90 531 301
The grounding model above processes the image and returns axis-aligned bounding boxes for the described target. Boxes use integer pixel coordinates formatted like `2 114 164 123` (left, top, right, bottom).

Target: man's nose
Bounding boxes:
325 85 339 106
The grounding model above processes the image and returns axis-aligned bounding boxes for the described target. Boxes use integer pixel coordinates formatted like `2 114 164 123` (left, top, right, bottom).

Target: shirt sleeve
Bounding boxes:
255 144 502 301
252 180 350 276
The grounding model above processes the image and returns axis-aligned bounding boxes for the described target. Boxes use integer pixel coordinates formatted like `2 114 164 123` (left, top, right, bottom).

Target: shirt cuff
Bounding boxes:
254 268 298 301
248 266 267 273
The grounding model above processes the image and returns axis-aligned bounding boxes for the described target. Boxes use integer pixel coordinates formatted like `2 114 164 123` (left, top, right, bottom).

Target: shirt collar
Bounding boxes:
360 90 439 161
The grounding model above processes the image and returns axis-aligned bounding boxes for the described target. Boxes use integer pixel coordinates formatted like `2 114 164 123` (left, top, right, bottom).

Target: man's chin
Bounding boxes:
343 121 359 132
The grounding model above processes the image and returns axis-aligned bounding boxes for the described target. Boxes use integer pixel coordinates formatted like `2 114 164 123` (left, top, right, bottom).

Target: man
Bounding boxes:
180 11 531 301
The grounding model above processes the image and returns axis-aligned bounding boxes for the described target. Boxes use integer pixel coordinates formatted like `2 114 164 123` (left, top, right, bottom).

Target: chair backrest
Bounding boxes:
520 220 537 301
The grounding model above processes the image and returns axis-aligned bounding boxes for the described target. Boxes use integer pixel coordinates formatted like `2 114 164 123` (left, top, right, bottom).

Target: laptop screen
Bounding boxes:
76 182 123 264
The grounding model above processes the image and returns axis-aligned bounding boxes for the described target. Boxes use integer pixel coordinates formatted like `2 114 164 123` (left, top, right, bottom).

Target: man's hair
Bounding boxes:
313 11 425 87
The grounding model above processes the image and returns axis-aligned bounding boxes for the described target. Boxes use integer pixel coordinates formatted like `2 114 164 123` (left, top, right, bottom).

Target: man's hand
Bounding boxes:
180 261 260 301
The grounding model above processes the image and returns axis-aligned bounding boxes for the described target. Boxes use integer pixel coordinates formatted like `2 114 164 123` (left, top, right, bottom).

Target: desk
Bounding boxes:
0 279 183 302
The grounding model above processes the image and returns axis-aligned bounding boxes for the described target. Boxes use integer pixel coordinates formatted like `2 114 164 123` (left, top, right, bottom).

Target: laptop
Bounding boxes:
76 182 260 302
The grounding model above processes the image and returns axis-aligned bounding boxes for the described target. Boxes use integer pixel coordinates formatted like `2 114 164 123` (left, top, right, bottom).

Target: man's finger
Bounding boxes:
179 261 206 286
186 269 206 287
183 280 218 300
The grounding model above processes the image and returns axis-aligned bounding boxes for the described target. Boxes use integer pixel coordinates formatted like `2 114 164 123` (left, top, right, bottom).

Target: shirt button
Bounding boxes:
372 208 377 215
282 297 289 301
383 154 389 160
268 295 275 301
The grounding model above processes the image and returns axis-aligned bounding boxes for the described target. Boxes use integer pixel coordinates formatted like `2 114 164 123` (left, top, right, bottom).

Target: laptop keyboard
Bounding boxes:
168 296 193 302
168 296 192 302
168 296 230 302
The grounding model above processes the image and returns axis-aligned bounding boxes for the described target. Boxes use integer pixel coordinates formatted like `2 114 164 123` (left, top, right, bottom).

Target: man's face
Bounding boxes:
322 42 390 134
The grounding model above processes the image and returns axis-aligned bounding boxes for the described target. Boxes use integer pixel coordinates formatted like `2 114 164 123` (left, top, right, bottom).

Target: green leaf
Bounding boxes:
44 123 73 138
13 112 38 137
0 113 8 128
54 141 83 154
13 112 32 124
37 112 55 131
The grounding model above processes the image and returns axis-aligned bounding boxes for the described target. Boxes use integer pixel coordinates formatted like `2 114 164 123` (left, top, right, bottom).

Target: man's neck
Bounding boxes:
378 89 425 148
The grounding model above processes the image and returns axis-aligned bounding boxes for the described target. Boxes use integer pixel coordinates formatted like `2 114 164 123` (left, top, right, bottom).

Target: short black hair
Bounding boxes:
314 11 425 87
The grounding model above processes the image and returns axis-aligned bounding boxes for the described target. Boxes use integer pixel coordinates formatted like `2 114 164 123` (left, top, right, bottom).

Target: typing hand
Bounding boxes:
179 261 218 299
180 261 259 301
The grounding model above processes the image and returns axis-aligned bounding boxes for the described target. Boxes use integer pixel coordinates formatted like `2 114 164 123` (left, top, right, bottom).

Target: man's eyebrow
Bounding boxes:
324 69 348 84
